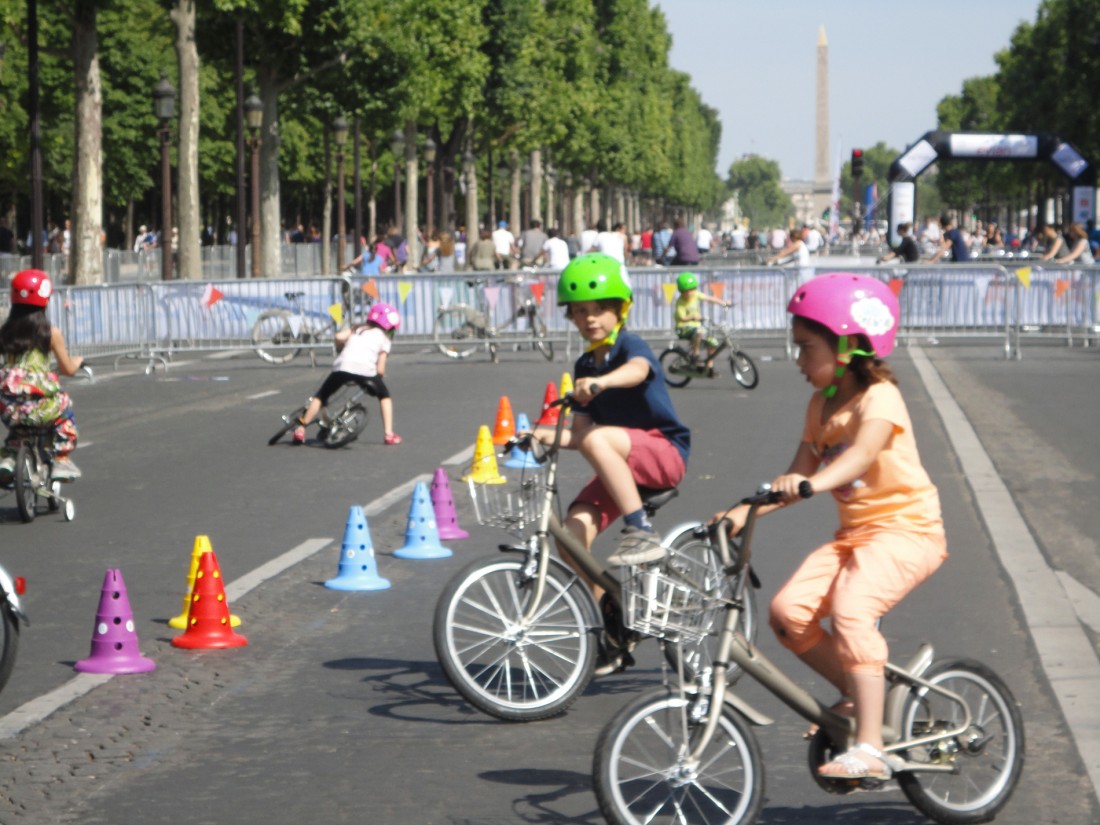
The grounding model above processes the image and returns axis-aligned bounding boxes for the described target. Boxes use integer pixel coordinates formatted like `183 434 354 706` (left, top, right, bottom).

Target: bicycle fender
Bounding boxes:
722 692 774 727
0 568 28 626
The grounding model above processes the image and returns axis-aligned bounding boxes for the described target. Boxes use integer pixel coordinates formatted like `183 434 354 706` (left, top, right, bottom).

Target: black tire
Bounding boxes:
529 309 554 361
0 605 20 695
661 526 757 686
321 403 368 448
730 350 759 389
269 406 308 445
896 658 1025 824
434 305 483 360
594 688 765 825
433 554 597 721
252 309 301 364
14 445 38 523
659 346 693 388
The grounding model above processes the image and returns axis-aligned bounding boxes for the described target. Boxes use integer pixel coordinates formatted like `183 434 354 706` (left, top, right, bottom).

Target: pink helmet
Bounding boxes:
10 269 53 307
367 301 400 331
787 273 899 357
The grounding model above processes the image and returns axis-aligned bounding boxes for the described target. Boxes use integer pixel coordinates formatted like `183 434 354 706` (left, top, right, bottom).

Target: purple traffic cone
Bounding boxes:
430 467 469 541
74 569 156 674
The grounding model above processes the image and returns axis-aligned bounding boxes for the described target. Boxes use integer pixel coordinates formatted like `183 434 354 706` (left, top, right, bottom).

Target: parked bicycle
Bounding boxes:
592 484 1024 825
432 393 756 721
251 291 343 366
660 310 759 390
433 274 554 363
267 380 370 449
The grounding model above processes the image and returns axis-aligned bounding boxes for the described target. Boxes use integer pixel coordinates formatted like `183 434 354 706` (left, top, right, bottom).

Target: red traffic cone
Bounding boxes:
536 381 560 426
171 550 248 649
492 396 516 446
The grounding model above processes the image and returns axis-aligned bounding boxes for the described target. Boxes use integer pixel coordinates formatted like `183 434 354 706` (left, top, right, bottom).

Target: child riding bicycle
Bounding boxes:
714 273 947 782
0 270 84 481
533 253 691 673
674 271 731 375
292 302 403 446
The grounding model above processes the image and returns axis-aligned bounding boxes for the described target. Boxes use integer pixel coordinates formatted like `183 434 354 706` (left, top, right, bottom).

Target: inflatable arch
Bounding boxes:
886 130 1096 245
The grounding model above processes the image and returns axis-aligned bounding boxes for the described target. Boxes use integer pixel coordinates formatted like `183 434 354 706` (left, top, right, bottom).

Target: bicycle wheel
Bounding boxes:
729 350 759 390
13 445 38 523
321 403 368 449
528 308 554 361
269 406 308 445
251 309 302 364
661 526 757 686
659 346 693 388
433 553 597 721
0 604 19 695
594 688 765 825
434 305 484 360
896 658 1024 824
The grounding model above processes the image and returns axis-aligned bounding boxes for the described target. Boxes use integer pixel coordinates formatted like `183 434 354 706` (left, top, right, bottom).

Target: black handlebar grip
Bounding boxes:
798 480 814 499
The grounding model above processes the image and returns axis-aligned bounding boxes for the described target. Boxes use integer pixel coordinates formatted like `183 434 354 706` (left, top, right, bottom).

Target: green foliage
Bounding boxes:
726 155 793 228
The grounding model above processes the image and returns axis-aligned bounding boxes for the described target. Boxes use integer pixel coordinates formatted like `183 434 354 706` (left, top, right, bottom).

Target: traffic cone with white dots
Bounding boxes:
491 396 516 446
462 425 506 486
394 481 452 560
325 505 391 590
74 569 156 674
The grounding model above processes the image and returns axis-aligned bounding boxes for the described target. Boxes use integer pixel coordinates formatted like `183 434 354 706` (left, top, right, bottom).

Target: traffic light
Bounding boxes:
851 148 864 178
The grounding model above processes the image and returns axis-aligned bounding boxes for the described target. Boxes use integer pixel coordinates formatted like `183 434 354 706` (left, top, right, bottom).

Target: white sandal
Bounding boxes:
817 742 904 780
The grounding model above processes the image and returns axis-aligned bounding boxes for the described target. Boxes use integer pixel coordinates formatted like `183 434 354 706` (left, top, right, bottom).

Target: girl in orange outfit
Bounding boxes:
717 273 947 781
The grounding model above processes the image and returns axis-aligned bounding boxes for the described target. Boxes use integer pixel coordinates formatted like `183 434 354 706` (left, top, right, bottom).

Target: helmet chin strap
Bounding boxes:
822 335 874 398
584 299 632 353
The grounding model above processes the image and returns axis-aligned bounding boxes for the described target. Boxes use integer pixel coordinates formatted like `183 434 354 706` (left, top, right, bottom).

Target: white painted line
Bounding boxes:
205 350 250 360
1056 572 1100 636
224 538 334 602
247 390 281 400
442 444 474 467
911 346 1100 797
0 674 112 740
76 441 92 450
364 474 432 517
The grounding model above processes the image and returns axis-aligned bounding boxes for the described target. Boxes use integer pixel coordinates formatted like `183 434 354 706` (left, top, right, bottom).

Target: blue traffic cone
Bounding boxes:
504 412 540 469
394 482 453 560
325 505 392 590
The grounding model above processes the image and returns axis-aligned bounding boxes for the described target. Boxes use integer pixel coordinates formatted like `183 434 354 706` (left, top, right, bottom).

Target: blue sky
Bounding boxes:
663 0 1042 181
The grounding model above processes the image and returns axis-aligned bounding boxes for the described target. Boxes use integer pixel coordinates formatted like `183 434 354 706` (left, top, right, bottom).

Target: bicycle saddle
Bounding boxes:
639 487 678 515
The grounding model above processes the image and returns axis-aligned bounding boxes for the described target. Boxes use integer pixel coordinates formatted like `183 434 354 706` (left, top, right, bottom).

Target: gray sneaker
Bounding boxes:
608 526 667 566
51 457 82 480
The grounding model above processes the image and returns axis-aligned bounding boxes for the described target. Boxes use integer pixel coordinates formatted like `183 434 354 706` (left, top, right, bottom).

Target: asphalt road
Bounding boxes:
0 335 1097 824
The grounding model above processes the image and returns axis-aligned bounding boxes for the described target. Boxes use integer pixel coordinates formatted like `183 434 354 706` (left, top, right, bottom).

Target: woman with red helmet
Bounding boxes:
713 273 947 782
291 302 403 446
1 270 84 480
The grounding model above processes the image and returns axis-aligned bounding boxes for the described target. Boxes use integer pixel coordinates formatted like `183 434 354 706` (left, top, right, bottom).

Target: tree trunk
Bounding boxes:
258 68 282 278
173 0 201 279
321 130 332 275
403 119 419 269
464 152 478 239
530 148 542 227
71 0 104 286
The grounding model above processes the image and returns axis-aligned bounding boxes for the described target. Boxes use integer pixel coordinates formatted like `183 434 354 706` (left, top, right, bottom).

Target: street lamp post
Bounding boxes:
390 130 404 229
423 137 437 238
496 159 510 228
244 91 263 277
153 72 176 281
333 116 349 272
353 119 363 258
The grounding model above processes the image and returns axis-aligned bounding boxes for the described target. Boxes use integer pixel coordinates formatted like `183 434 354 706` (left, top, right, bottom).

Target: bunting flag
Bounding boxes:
201 284 224 309
662 282 677 305
708 282 725 301
1015 267 1032 288
288 314 303 337
1054 279 1070 300
398 281 414 304
327 303 343 326
528 282 545 305
438 286 455 308
887 278 904 299
244 307 261 329
362 278 380 300
484 285 501 313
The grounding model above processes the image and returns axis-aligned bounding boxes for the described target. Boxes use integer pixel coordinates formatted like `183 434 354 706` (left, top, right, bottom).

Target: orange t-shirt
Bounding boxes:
802 381 943 534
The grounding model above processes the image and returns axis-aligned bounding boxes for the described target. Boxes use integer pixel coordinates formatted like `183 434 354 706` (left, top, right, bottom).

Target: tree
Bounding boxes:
71 0 103 285
172 0 200 280
726 155 792 229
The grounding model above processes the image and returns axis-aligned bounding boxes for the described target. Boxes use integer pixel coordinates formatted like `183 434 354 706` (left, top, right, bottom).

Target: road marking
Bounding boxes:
205 350 249 360
911 346 1100 797
1056 572 1100 636
246 390 281 400
0 674 112 740
364 474 432 517
442 444 474 467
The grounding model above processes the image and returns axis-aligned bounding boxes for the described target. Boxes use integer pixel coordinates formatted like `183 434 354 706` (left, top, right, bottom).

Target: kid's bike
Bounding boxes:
252 291 342 366
592 485 1024 825
268 380 371 448
431 394 758 722
659 312 759 390
433 274 554 363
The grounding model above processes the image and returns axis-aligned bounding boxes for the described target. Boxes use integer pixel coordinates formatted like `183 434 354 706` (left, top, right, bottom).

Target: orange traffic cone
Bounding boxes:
492 396 516 446
536 381 560 426
171 550 248 649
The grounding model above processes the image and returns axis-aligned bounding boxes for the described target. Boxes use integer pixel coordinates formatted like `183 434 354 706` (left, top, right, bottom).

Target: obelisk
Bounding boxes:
812 25 831 219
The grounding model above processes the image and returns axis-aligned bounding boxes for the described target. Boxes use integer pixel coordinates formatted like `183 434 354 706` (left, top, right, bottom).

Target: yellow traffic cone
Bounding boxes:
168 536 241 629
462 425 506 485
560 372 574 399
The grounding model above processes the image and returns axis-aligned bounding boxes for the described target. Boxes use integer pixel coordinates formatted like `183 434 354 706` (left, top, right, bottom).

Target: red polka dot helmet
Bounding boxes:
10 269 53 308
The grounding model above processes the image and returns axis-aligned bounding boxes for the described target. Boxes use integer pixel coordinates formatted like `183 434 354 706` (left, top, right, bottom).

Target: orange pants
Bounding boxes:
768 526 947 677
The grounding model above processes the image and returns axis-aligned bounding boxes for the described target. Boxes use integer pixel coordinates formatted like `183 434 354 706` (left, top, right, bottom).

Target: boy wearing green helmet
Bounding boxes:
534 253 691 673
674 271 731 375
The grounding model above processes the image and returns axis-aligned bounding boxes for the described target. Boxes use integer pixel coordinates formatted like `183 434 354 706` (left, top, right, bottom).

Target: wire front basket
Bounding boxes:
465 463 547 534
621 562 721 646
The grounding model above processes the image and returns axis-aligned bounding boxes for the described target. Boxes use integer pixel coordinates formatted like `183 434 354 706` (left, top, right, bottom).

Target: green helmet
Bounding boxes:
677 271 698 292
557 253 633 305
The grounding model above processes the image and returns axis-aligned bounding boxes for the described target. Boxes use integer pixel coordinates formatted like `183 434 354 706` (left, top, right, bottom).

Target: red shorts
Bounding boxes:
570 428 686 534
